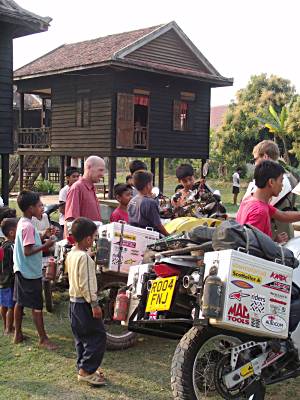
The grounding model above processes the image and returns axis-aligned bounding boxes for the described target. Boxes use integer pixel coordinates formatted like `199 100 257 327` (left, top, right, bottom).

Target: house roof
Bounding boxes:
0 0 51 38
14 21 233 86
210 105 229 130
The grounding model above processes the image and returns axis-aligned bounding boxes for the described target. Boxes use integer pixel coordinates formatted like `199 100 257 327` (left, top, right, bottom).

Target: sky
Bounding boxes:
13 0 300 106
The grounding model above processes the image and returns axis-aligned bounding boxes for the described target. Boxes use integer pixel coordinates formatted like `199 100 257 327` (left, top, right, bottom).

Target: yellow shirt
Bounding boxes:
66 247 98 304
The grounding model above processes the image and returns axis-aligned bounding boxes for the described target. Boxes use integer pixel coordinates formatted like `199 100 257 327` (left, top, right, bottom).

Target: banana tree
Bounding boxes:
257 104 291 164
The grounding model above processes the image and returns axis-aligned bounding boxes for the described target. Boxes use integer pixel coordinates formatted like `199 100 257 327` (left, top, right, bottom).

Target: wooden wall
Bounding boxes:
15 67 211 159
50 74 112 156
0 26 13 154
125 29 210 74
112 69 210 159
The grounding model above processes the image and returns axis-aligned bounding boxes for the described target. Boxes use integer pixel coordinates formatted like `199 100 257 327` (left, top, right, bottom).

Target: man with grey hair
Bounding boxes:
65 156 105 224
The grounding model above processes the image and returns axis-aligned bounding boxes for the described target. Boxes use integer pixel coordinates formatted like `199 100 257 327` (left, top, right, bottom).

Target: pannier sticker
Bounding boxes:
270 297 287 306
250 293 266 313
229 291 250 301
261 314 287 333
232 269 262 284
270 291 288 301
232 263 267 277
263 281 290 294
114 232 136 241
270 272 288 282
269 303 287 315
231 280 253 289
250 317 261 329
227 304 250 325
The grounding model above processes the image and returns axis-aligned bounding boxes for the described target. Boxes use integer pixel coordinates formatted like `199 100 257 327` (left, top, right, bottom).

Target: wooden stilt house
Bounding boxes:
0 0 50 203
13 21 233 196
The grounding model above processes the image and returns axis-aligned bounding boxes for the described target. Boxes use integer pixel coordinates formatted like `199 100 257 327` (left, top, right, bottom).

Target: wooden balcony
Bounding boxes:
18 127 51 149
134 126 148 149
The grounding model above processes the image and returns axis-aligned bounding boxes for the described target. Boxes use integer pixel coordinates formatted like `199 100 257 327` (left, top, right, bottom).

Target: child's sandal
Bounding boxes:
77 372 106 386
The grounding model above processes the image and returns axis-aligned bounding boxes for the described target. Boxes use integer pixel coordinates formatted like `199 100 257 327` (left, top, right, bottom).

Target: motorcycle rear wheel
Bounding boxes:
171 326 251 400
98 281 137 351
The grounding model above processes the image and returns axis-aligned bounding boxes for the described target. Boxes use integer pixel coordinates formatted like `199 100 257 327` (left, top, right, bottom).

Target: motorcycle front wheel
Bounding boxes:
171 326 262 400
98 281 137 351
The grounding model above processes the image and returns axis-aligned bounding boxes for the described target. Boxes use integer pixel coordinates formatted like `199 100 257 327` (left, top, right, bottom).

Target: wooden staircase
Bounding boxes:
9 155 48 191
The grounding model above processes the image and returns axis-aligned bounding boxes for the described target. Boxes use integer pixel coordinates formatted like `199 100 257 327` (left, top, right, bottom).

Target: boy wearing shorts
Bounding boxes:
0 218 17 334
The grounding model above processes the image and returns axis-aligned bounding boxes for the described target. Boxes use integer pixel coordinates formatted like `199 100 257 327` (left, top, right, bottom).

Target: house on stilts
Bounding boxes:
13 21 233 197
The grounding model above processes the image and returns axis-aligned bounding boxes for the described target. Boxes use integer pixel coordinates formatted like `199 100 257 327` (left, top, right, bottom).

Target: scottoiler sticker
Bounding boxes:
232 269 262 284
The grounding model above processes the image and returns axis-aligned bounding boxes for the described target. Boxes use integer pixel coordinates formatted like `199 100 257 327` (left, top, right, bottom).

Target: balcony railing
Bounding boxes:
18 127 51 149
134 126 148 149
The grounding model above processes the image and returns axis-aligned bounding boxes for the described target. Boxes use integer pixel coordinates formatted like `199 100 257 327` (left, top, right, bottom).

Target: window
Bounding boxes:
173 100 189 131
76 89 90 127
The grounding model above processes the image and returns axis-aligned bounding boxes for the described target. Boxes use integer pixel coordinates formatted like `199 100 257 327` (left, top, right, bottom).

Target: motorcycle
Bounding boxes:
123 229 300 400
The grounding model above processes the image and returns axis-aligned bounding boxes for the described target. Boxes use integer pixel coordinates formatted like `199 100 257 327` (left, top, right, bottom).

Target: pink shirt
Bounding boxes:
236 197 277 238
65 177 101 222
110 208 128 223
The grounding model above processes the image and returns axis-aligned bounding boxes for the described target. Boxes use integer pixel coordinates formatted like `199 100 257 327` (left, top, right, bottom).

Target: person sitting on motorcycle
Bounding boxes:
128 170 169 236
172 164 196 208
237 160 300 243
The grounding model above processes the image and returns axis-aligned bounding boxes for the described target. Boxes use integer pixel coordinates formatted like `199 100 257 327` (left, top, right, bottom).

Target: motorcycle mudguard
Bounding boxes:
165 217 222 235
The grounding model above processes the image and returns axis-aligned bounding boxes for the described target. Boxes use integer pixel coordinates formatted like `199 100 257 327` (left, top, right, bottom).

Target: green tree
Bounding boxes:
215 74 296 174
258 104 291 164
286 95 300 162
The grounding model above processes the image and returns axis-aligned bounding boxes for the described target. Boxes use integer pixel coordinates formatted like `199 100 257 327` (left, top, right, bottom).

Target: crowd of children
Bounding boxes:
1 148 300 388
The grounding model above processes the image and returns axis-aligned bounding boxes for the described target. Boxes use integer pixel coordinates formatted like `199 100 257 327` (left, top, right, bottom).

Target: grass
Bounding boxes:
1 293 300 400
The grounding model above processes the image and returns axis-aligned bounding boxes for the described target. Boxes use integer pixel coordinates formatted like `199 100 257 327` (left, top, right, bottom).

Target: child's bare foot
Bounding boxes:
39 338 58 350
14 333 25 344
4 329 14 336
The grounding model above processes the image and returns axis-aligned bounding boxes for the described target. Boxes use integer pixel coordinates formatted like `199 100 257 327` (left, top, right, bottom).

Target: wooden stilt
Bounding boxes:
59 156 65 189
1 154 9 205
151 158 156 185
19 155 24 192
108 156 116 199
81 158 84 174
158 157 164 194
66 156 71 167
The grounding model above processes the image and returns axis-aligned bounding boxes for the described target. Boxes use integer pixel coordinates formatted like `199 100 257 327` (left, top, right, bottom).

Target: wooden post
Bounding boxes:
1 154 9 205
19 93 24 128
158 157 164 194
81 158 84 174
151 157 156 185
41 98 46 127
44 158 49 181
59 156 65 189
108 156 116 199
66 156 71 167
19 154 24 192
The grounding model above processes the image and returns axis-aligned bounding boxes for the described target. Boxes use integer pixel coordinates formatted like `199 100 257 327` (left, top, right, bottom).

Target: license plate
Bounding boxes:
146 276 177 313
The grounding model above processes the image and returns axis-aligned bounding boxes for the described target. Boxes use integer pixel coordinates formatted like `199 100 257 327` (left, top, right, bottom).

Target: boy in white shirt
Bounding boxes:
58 167 80 228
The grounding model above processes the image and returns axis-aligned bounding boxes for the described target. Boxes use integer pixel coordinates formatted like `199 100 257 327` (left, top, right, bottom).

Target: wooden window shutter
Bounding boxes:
83 96 90 127
76 96 82 127
173 100 181 131
116 93 134 148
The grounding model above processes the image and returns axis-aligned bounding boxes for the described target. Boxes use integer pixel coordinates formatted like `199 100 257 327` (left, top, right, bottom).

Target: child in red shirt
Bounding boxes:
236 160 300 242
110 184 132 223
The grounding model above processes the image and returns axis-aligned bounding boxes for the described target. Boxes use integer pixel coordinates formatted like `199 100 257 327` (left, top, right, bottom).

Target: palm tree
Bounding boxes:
258 104 291 164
